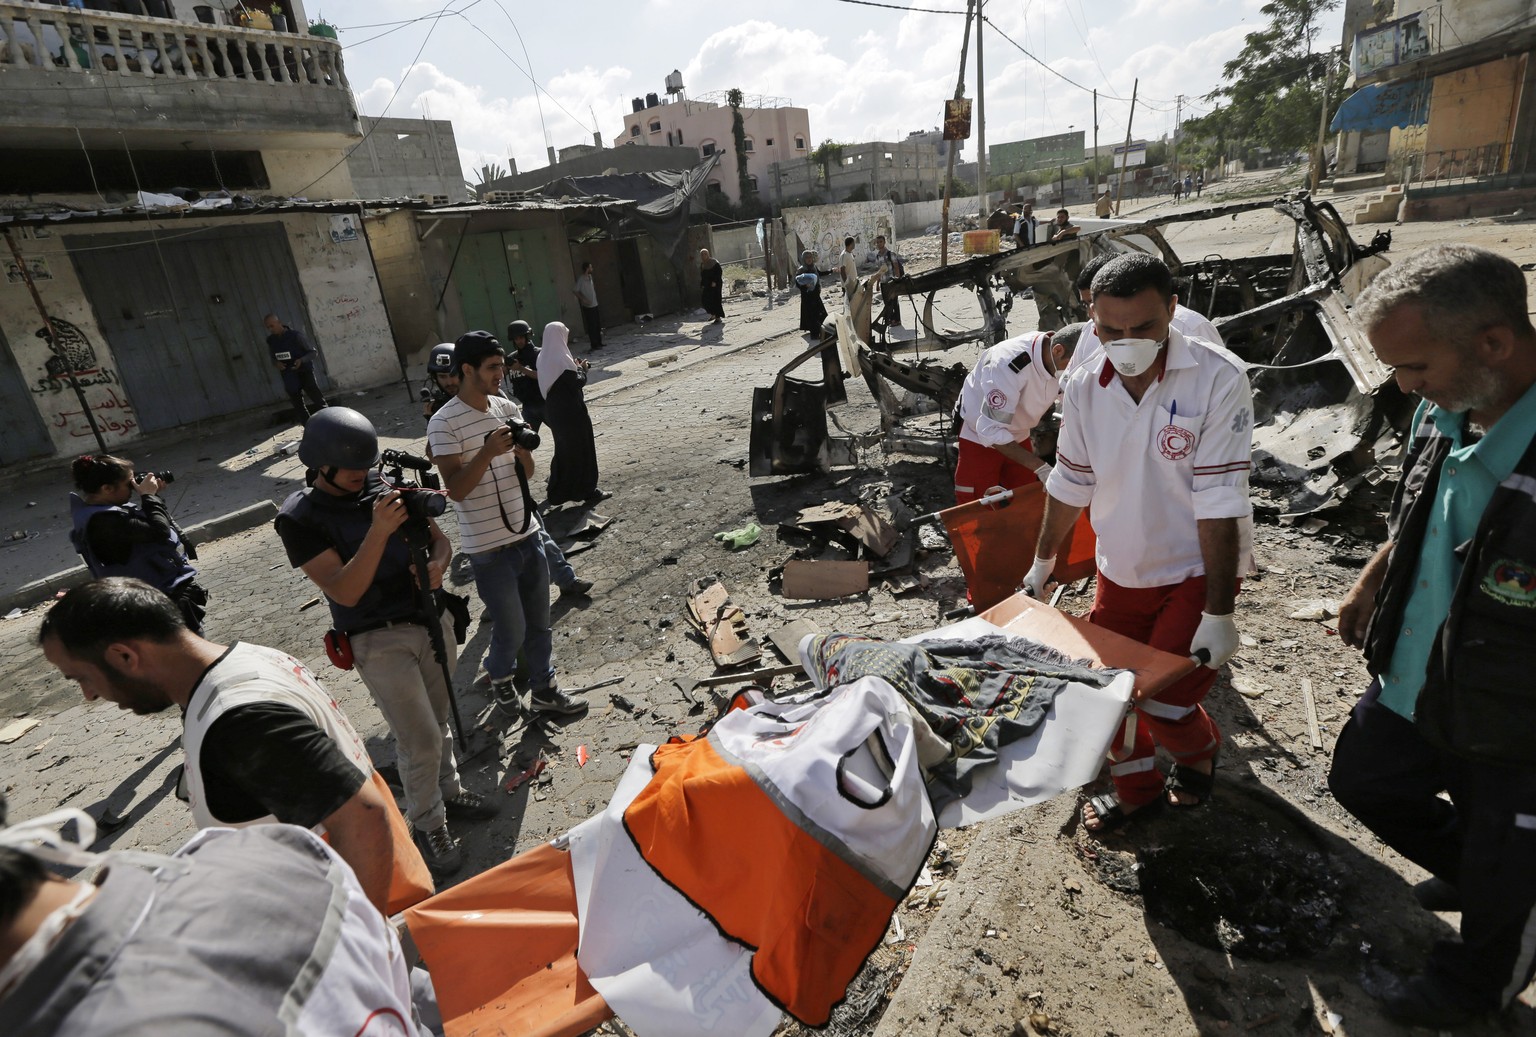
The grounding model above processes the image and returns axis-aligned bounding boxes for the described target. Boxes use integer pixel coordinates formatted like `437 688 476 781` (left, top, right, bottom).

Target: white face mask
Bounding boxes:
1104 337 1163 377
0 881 94 1000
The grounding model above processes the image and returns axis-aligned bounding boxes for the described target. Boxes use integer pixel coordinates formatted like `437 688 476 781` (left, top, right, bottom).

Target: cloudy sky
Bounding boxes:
330 0 1346 181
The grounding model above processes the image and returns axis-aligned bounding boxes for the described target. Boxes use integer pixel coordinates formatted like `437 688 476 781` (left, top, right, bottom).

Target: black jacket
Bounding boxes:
1365 406 1536 768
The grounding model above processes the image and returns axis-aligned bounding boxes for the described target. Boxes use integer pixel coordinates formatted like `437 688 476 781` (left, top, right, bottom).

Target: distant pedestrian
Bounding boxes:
1095 189 1113 218
699 248 725 324
870 235 905 328
795 250 828 337
263 314 328 425
536 322 607 509
1171 178 1182 203
1196 172 1204 198
1013 202 1039 248
839 236 859 296
573 261 603 350
1183 174 1194 200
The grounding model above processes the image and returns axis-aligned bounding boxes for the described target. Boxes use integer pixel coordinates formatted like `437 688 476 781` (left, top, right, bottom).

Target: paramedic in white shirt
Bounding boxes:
1024 253 1253 836
953 324 1085 504
1065 253 1224 377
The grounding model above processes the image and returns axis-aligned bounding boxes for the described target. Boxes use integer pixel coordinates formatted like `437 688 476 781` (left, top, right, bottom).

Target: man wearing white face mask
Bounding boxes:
1024 253 1254 835
953 324 1084 504
1064 254 1225 378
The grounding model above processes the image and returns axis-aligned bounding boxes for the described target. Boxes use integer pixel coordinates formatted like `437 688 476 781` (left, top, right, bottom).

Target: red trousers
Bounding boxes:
954 437 1039 505
1089 572 1223 806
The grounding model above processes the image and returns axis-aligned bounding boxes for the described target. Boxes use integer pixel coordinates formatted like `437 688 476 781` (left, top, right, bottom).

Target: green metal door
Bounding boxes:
454 229 565 339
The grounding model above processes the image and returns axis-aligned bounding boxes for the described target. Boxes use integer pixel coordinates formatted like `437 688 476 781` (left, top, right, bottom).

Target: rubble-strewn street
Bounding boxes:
5 179 1536 1035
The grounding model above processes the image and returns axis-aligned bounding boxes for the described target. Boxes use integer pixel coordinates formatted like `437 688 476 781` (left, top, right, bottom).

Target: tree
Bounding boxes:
727 88 754 205
1182 0 1343 159
810 140 846 189
466 161 508 198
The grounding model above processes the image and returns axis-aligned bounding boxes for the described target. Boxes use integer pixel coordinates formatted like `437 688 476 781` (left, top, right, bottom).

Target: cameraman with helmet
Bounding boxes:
505 319 546 432
428 331 589 719
69 454 207 634
274 407 497 876
421 342 457 420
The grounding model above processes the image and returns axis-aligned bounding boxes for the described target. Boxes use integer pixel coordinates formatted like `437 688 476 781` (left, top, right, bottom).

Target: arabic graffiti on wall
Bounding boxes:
28 315 138 444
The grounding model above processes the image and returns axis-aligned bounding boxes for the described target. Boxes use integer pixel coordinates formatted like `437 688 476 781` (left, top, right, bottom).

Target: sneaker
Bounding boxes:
559 578 594 600
443 789 499 821
490 678 522 716
414 822 463 875
530 682 589 718
584 489 613 504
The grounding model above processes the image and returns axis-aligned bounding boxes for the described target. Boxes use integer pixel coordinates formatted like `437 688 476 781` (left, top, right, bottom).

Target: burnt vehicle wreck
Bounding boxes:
750 190 1409 520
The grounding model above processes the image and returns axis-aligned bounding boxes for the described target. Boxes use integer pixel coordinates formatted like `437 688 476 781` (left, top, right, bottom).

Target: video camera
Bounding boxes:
377 449 447 522
486 419 540 451
134 470 175 484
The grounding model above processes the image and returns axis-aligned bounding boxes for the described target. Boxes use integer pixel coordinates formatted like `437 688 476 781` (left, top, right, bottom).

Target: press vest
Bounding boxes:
1366 409 1536 768
68 493 196 591
180 642 434 913
277 477 420 633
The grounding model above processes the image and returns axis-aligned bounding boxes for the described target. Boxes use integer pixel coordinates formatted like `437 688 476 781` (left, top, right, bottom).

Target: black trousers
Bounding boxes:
283 365 327 421
580 304 603 349
1328 679 1536 1010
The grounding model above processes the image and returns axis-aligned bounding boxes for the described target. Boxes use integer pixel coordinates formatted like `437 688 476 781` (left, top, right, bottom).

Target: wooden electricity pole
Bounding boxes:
1114 79 1138 217
975 0 988 217
939 0 977 268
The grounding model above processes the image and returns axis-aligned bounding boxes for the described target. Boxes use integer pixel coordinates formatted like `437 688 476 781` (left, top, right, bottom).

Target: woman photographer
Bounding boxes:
68 454 207 633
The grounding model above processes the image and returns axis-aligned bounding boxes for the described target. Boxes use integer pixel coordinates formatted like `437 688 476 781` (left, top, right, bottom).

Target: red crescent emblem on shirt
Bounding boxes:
1158 423 1195 461
985 388 1008 411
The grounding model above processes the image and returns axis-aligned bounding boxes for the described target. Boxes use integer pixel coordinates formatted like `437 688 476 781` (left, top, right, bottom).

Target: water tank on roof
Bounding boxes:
632 97 645 113
665 70 684 95
646 92 660 108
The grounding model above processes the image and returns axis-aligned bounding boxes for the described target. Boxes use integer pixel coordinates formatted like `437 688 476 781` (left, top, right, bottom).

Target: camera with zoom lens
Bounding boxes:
486 419 540 451
377 449 446 521
134 470 175 484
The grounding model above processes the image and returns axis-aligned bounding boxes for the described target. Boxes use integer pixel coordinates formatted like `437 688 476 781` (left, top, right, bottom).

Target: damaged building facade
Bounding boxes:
769 130 966 207
1331 0 1536 218
0 0 406 465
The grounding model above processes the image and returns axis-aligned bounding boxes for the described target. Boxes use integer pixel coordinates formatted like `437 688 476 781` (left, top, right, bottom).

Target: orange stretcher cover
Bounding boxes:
624 736 901 1027
941 482 1098 611
980 592 1198 701
404 841 613 1037
368 771 437 916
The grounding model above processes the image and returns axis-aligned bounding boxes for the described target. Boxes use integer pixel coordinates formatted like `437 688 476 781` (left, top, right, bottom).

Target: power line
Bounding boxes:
827 0 970 13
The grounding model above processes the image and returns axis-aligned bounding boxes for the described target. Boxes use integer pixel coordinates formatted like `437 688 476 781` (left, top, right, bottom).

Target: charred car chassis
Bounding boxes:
750 190 1410 519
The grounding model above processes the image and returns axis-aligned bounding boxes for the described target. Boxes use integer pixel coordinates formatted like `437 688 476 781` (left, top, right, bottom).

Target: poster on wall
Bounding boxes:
5 255 52 284
329 214 360 243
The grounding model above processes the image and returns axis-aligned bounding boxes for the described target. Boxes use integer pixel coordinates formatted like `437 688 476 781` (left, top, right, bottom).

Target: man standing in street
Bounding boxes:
839 236 859 298
427 331 587 719
1326 244 1536 1028
1024 253 1253 834
38 578 434 918
953 324 1083 503
263 314 328 425
275 407 498 876
574 261 603 350
1096 188 1114 218
1014 201 1039 248
870 235 905 330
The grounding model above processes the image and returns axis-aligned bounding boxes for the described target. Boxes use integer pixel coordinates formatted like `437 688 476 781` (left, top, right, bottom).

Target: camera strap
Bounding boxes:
491 455 538 536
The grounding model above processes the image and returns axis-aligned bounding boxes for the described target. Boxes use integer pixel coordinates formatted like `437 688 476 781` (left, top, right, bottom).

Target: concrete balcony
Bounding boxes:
0 0 359 150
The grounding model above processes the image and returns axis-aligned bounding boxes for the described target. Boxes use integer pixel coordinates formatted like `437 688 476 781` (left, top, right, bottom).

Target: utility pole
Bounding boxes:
975 0 988 217
1115 79 1138 217
939 0 978 268
1172 94 1183 183
1093 89 1099 199
1311 49 1333 192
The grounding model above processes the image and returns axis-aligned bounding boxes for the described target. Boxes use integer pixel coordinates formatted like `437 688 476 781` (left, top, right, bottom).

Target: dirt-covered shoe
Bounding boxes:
490 678 522 717
443 790 499 821
558 578 594 600
414 822 463 875
530 682 589 718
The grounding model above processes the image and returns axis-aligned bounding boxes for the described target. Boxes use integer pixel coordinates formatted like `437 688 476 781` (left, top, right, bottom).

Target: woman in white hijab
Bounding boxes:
535 322 606 507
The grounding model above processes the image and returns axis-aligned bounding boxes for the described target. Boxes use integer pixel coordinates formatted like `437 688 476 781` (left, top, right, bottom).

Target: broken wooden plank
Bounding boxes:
1301 677 1323 751
781 559 870 600
767 618 820 664
0 718 40 744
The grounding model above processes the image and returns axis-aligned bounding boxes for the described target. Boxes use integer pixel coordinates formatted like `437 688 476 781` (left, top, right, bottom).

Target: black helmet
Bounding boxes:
427 342 455 375
506 319 532 343
298 407 379 470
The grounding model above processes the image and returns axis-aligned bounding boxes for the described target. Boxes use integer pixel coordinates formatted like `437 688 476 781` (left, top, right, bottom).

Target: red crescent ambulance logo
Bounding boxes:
985 388 1008 411
1158 423 1195 461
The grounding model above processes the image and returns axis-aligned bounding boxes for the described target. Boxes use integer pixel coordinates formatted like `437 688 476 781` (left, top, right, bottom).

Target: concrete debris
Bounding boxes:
0 718 40 744
1288 599 1341 621
683 577 761 667
780 559 870 600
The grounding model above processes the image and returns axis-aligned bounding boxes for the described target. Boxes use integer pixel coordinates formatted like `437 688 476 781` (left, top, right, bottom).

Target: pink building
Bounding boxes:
615 76 811 207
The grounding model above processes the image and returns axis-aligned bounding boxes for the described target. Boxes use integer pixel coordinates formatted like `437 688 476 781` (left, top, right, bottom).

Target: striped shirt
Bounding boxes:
1045 327 1254 588
427 394 538 555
